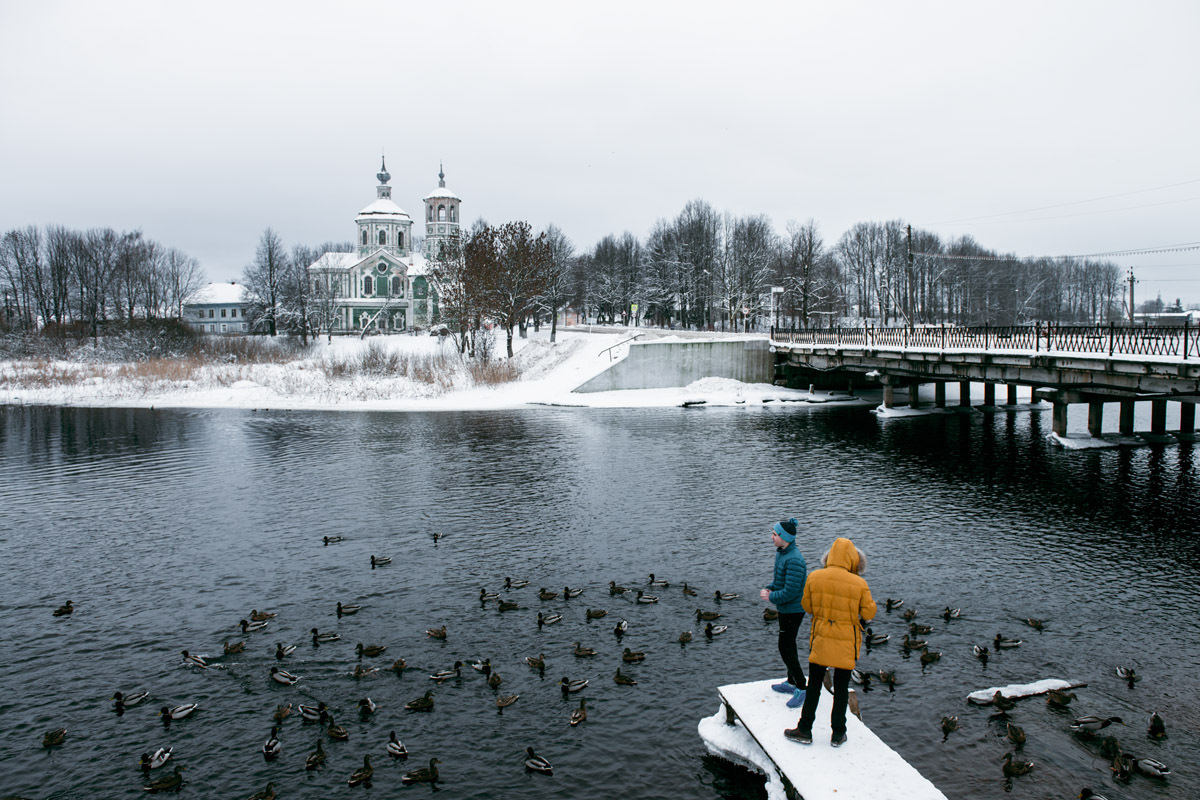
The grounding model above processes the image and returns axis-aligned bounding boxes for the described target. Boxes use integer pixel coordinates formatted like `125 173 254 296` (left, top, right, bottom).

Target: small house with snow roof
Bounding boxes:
184 281 252 334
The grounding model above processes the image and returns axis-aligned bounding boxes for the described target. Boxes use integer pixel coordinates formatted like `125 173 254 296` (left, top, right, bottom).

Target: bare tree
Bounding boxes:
539 224 575 342
241 227 287 335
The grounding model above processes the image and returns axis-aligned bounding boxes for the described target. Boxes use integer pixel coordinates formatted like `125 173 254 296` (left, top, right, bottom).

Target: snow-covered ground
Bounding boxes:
0 329 863 412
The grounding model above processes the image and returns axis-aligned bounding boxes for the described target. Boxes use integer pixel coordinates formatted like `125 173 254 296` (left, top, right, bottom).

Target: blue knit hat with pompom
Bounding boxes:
773 518 798 543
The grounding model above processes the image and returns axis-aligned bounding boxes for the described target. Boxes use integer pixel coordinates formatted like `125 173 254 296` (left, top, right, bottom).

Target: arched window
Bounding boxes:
427 206 433 222
391 276 403 296
450 205 457 222
363 275 373 295
361 230 368 245
378 230 387 245
438 205 446 222
398 232 404 249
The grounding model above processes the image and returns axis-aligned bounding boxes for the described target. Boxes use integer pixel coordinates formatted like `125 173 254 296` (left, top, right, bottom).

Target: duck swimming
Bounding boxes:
305 739 326 770
564 586 583 598
223 640 245 655
991 691 1017 712
506 577 529 589
1132 756 1171 778
901 608 917 622
1023 617 1045 631
240 619 268 633
609 581 628 595
1001 752 1034 778
1148 711 1166 739
299 702 327 722
139 746 172 772
678 631 693 644
572 642 597 657
909 622 932 635
1115 666 1138 686
614 667 637 685
585 608 608 619
53 600 75 617
180 650 208 669
113 690 149 709
270 667 299 686
569 697 588 726
159 704 198 720
636 590 658 604
682 583 698 597
705 623 728 637
524 747 552 774
370 556 391 568
900 634 927 651
249 610 276 621
942 606 960 620
273 703 292 722
246 783 276 800
429 661 463 682
622 647 646 662
559 677 588 694
525 653 545 670
538 588 559 601
426 625 447 640
356 643 387 658
402 758 441 785
1006 721 1026 746
613 618 629 636
973 644 989 663
919 650 941 667
143 765 185 793
487 671 503 689
262 726 281 759
537 612 561 628
323 535 344 545
348 754 373 787
352 665 377 679
763 608 779 621
496 693 519 710
1070 715 1123 733
480 588 499 602
322 713 349 741
405 690 435 712
1046 688 1075 707
42 728 66 748
390 658 410 674
713 591 740 601
336 602 362 618
864 628 889 646
648 574 670 587
275 643 296 660
311 628 340 644
357 697 377 716
994 634 1021 649
696 609 721 621
470 658 492 675
498 599 519 612
387 731 408 759
885 598 903 611
940 716 958 738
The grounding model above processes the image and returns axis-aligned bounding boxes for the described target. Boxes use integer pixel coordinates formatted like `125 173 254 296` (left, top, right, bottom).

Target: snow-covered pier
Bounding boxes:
698 678 947 800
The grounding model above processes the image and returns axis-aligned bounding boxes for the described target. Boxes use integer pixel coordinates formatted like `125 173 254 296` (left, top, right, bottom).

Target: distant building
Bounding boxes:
307 159 461 333
184 282 251 334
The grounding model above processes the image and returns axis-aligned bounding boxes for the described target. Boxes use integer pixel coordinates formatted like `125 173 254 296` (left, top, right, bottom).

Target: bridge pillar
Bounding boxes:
909 384 920 409
1007 384 1018 405
934 382 946 408
983 383 995 407
882 383 895 409
1052 401 1069 436
1119 401 1135 435
1088 401 1104 438
959 381 971 407
1181 402 1196 434
1151 400 1167 435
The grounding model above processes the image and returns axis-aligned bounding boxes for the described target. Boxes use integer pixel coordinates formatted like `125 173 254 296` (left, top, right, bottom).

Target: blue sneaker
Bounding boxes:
771 681 795 694
787 688 806 708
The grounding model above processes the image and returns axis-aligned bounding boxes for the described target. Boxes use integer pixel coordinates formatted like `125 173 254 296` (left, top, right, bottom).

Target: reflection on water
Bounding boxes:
0 404 1196 799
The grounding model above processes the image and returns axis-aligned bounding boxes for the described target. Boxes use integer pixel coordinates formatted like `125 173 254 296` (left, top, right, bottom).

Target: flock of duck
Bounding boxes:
38 546 748 798
865 598 1170 796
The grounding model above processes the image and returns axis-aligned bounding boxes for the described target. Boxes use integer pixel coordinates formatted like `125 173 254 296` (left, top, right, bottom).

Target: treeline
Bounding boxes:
0 225 205 335
565 200 1125 329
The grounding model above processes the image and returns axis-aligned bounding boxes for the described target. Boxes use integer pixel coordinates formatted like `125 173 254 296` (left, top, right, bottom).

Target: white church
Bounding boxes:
307 158 462 333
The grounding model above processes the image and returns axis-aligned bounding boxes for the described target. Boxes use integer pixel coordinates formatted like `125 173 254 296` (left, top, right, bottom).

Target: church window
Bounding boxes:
438 205 446 222
450 205 457 222
363 276 373 295
398 232 404 249
427 205 433 222
361 230 368 245
391 276 404 296
379 230 387 245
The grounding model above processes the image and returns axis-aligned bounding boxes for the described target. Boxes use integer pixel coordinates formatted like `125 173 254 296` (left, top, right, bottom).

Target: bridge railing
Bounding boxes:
770 322 1197 360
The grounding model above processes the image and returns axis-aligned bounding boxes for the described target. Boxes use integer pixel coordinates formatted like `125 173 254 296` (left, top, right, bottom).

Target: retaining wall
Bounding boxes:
573 339 773 393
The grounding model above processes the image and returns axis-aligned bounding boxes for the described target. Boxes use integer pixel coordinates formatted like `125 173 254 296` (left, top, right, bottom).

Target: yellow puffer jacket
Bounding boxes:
801 537 877 670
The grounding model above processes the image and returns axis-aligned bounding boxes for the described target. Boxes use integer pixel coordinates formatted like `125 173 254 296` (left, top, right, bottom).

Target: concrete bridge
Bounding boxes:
771 323 1200 440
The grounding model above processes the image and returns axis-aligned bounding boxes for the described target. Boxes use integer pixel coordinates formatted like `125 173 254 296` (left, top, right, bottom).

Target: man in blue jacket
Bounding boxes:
760 518 808 708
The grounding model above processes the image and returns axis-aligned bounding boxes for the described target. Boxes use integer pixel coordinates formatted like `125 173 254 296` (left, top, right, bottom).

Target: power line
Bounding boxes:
926 178 1200 225
912 241 1200 262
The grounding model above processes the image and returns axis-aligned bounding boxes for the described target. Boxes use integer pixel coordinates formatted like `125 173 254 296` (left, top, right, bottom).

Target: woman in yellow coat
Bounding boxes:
784 536 875 747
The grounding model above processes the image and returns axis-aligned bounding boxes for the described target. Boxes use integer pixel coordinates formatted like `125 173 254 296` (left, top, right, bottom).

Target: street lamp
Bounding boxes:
771 286 784 331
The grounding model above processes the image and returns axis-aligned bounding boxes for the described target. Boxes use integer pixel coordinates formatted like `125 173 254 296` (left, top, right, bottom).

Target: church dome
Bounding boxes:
356 197 412 221
423 163 460 201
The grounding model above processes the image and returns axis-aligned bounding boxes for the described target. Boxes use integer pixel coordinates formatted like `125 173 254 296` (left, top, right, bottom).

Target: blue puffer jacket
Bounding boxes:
766 542 807 614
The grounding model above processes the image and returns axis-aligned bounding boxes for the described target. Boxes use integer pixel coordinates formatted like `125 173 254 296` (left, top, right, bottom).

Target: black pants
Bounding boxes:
777 612 807 690
797 662 852 738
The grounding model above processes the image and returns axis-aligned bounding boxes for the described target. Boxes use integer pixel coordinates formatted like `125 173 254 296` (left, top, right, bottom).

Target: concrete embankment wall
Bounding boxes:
574 339 773 393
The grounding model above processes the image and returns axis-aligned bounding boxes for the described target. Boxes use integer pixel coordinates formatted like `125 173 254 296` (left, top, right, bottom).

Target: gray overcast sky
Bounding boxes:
3 1 1198 304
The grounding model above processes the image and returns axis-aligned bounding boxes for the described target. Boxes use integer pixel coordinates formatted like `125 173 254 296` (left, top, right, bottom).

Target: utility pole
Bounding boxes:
906 224 914 322
1127 268 1136 324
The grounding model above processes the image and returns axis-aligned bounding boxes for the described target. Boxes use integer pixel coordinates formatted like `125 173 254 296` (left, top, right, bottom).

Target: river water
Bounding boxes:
1 403 1196 799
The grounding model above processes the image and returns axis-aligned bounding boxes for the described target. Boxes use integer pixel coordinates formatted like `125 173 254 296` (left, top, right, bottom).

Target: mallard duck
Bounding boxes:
305 739 326 770
240 618 268 633
323 535 344 545
311 628 340 644
991 691 1016 712
1110 752 1133 782
614 667 637 685
1001 752 1034 777
1070 715 1123 733
323 713 349 740
538 588 559 601
426 625 447 640
498 599 519 612
909 622 932 635
431 532 442 543
262 726 281 759
877 669 897 689
143 765 185 793
763 608 779 621
180 650 208 669
942 606 960 620
648 573 670 587
525 653 545 670
1132 756 1171 778
900 634 927 651
613 618 629 636
223 640 246 655
569 697 588 726
53 600 74 617
387 731 408 758
559 676 588 694
249 609 276 622
114 690 149 713
1006 721 1026 746
682 582 698 597
1078 789 1111 800
430 661 463 682
390 658 410 674
299 702 327 722
1023 617 1045 631
41 728 66 747
480 588 499 602
919 650 941 667
564 586 583 598
901 608 917 622
864 628 889 646
850 668 869 685
370 555 391 568
159 704 198 720
270 667 298 686
353 664 378 679
506 577 529 589
469 658 492 675
357 697 377 716
609 581 628 595
585 608 607 619
487 671 503 689
139 746 172 772
705 623 728 637
246 782 276 800
696 609 721 621
973 644 989 662
572 642 597 657
348 754 373 787
401 758 441 784
496 693 520 710
356 643 387 658
994 634 1021 649
405 690 435 712
1115 666 1138 685
713 590 740 601
940 716 958 737
336 602 362 618
1046 688 1075 707
537 612 561 628
524 747 553 774
636 590 658 604
273 703 292 722
622 647 646 662
1098 734 1122 759
885 598 904 611
1148 711 1166 738
678 630 693 644
270 643 293 661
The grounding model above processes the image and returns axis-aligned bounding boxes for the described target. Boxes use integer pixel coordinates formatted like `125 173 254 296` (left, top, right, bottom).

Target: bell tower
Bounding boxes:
423 164 462 261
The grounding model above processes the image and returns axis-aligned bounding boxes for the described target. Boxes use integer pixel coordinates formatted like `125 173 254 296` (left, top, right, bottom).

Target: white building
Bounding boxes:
307 159 461 333
184 282 251 334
